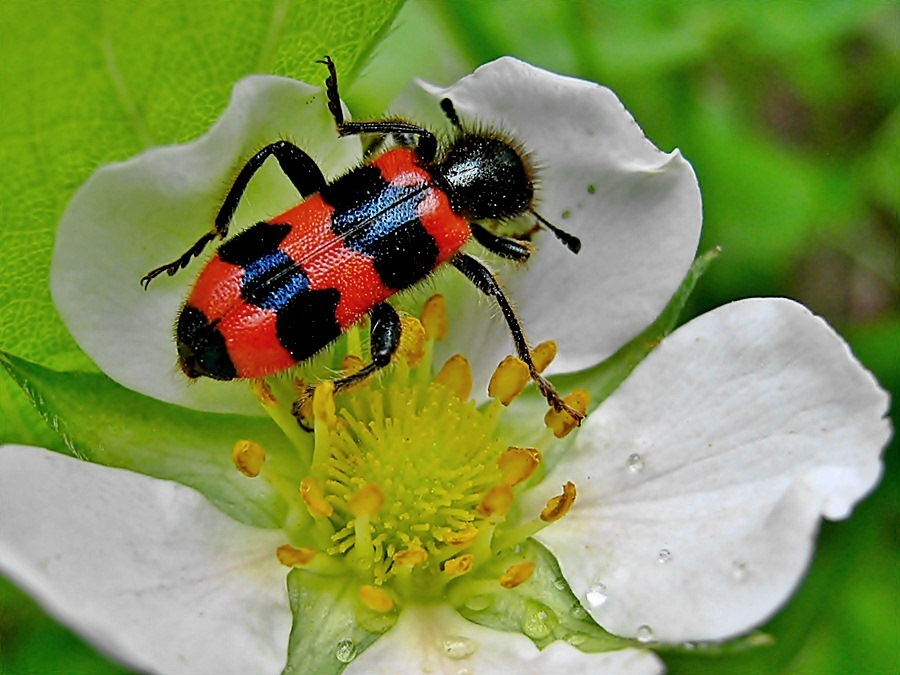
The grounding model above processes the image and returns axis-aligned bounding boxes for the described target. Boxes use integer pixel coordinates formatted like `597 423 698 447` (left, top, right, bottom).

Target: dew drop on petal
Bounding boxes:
441 635 478 660
570 600 589 619
636 625 655 643
335 639 357 664
657 548 672 563
626 453 644 473
732 560 749 581
585 582 608 607
567 634 586 646
552 575 568 591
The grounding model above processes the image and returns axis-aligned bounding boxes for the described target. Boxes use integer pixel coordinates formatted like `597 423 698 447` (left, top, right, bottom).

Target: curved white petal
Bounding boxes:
0 446 291 674
394 57 701 387
348 604 662 675
524 298 890 642
53 76 361 414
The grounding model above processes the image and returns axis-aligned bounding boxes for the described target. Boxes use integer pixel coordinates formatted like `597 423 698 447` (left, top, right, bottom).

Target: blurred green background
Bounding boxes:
1 1 896 673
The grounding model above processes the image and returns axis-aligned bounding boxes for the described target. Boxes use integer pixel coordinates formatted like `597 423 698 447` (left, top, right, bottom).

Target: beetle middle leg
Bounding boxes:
292 302 402 424
141 141 326 288
450 252 583 422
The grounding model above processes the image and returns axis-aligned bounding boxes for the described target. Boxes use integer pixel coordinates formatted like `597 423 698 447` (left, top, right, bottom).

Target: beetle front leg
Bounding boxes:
141 141 326 288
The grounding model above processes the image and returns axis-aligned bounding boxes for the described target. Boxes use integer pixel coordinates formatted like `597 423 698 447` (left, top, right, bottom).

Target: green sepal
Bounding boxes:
283 570 394 675
455 538 629 653
0 352 306 529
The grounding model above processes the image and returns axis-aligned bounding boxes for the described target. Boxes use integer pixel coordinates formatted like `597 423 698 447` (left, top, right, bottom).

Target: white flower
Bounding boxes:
0 58 889 674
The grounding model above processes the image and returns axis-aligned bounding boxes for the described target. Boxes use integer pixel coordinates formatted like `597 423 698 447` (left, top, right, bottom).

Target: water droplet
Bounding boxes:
456 669 474 675
441 635 477 660
552 575 568 591
567 634 586 646
657 548 672 563
636 625 655 643
682 641 698 650
585 582 608 607
626 453 644 473
732 560 749 581
335 639 357 663
464 594 492 611
522 603 555 639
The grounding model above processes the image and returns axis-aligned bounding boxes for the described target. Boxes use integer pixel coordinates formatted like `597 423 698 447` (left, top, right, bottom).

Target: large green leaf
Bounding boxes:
0 0 404 445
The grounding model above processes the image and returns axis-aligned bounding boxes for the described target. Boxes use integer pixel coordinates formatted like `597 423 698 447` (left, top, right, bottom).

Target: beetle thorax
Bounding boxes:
437 135 534 221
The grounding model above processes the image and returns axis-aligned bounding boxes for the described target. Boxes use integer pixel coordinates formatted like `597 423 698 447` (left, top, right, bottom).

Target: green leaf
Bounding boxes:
455 538 627 653
0 0 404 370
555 247 720 411
284 570 391 675
1 352 311 529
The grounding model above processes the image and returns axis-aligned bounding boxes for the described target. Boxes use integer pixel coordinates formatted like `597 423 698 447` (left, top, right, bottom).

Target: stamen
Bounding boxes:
544 389 590 438
232 439 266 477
497 446 541 486
443 554 474 577
349 483 384 517
434 354 473 400
541 482 577 522
313 381 337 431
394 547 428 567
441 527 479 549
488 356 530 405
421 294 448 341
397 317 426 366
359 585 394 613
532 341 558 373
251 379 278 407
342 354 366 376
476 484 514 519
276 544 317 567
300 477 334 518
499 561 535 589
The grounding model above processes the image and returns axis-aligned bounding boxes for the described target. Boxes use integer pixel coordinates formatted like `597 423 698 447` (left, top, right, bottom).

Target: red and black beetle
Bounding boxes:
142 57 581 417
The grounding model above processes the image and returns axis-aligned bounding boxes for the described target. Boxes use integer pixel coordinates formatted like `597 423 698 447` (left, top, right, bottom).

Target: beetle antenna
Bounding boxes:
530 210 581 254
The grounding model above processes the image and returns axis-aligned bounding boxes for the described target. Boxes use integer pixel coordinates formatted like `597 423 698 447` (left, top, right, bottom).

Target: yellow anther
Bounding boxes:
488 356 530 405
541 481 577 522
349 483 384 518
443 554 474 577
359 585 394 613
442 527 479 548
500 561 536 589
532 341 558 373
497 446 542 486
544 389 590 438
276 544 317 567
300 477 334 518
251 379 278 406
341 354 366 376
476 484 514 519
397 316 426 367
394 547 428 567
231 439 266 478
313 380 337 431
421 294 449 341
434 354 473 400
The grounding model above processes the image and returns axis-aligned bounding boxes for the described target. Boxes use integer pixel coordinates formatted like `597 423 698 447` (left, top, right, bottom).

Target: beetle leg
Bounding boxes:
450 252 583 422
471 223 532 262
291 303 402 425
318 56 438 162
141 141 326 288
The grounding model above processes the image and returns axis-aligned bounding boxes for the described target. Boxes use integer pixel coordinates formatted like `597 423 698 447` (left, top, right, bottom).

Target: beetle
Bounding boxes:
142 56 583 419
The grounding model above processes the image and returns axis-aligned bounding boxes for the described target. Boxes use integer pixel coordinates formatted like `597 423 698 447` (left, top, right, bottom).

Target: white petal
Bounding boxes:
525 298 890 642
395 57 701 386
348 604 662 675
53 76 361 414
0 446 291 674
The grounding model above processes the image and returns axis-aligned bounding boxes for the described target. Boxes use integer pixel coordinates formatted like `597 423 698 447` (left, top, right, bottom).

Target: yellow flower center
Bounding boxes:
233 295 586 617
